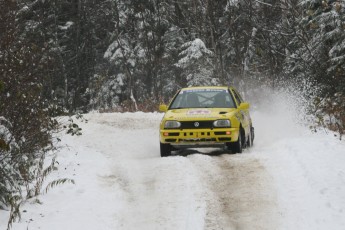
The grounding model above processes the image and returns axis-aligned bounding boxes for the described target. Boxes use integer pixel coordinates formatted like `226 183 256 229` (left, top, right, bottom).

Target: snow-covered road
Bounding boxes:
2 98 345 230
65 112 280 230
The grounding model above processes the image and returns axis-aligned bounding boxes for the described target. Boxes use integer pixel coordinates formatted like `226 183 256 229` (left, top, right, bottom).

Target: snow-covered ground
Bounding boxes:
1 96 345 230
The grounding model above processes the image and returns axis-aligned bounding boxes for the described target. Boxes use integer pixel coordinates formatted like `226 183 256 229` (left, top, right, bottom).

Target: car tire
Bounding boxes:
160 143 172 157
246 132 251 148
246 126 254 148
251 126 255 145
229 130 242 153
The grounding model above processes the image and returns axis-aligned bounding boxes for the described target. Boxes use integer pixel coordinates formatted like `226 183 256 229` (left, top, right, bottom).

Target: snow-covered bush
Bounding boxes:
311 93 345 140
0 117 20 211
0 2 65 228
88 73 125 111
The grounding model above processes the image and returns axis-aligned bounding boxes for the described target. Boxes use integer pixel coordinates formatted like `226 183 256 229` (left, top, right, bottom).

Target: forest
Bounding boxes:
0 0 344 228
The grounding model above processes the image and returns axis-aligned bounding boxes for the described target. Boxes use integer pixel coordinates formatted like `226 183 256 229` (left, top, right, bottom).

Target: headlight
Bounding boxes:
213 119 230 128
164 120 181 129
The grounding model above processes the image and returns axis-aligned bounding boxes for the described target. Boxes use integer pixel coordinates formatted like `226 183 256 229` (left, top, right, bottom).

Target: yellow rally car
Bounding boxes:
159 86 254 157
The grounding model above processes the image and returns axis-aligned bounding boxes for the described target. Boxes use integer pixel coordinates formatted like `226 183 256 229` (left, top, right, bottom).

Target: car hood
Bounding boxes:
164 108 237 121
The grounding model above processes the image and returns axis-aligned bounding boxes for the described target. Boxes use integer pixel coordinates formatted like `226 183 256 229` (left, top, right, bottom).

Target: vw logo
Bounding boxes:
194 122 200 127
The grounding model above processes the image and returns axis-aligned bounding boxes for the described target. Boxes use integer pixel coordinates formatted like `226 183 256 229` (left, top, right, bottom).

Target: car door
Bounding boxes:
230 88 251 133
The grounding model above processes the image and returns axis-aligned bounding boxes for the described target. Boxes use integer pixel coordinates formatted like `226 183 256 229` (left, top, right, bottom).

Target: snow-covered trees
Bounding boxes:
1 0 344 120
283 0 345 135
0 1 60 228
0 0 342 113
0 0 343 112
286 0 345 90
176 39 218 86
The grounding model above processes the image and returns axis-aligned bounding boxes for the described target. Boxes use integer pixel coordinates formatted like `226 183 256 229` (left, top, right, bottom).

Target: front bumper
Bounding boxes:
160 128 240 147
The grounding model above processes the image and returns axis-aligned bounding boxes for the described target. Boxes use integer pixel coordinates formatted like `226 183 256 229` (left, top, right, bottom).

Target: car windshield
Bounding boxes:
169 89 236 109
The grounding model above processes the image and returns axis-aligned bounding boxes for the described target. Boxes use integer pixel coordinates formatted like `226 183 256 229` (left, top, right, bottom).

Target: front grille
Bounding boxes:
180 121 215 129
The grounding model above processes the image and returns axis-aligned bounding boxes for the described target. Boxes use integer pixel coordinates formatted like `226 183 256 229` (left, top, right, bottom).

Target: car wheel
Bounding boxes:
246 126 254 148
230 130 242 153
160 143 172 157
246 132 251 148
250 126 254 146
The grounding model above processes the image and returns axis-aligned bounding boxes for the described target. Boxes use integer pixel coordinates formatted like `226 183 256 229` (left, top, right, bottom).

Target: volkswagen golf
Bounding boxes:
159 86 254 157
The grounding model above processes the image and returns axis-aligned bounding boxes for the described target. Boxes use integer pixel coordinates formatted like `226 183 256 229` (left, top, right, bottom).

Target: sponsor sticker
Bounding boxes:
187 109 211 116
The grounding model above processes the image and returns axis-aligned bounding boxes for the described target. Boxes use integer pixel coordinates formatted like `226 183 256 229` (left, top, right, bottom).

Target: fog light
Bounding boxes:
226 131 231 135
163 132 169 136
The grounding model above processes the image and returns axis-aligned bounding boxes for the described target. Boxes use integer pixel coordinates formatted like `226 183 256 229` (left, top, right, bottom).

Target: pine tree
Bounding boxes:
285 0 345 95
176 38 218 86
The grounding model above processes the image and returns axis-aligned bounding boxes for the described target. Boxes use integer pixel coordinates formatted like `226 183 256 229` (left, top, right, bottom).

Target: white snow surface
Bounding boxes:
1 98 345 230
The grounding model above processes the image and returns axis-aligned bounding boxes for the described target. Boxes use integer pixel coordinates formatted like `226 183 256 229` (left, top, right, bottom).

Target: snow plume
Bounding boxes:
245 78 320 144
249 86 306 146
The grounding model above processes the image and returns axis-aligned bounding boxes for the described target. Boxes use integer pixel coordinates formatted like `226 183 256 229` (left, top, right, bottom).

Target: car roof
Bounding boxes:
180 86 230 91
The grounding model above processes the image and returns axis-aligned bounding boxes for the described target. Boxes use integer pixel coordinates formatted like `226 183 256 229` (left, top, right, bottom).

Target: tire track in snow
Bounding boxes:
103 157 207 230
188 153 279 230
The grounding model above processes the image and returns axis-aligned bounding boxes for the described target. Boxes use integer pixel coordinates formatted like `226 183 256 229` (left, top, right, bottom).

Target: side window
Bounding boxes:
169 90 184 108
231 89 243 106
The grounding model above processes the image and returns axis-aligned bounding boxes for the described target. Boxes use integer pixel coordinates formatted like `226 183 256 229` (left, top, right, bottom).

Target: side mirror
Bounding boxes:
159 104 168 112
239 102 250 110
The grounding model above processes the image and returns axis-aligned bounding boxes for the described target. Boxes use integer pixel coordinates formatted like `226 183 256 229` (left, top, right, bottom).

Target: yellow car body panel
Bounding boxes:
159 86 253 155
